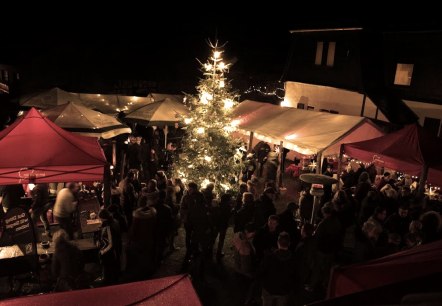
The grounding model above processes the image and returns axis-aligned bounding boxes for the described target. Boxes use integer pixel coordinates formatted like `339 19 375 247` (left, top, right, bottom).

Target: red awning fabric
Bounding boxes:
341 124 442 186
0 274 202 306
328 240 442 299
0 108 106 185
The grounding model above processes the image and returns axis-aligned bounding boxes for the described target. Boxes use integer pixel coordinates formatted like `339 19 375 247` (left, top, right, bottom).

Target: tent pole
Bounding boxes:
337 149 344 186
164 125 168 149
360 94 366 117
278 140 284 189
248 131 254 153
418 164 429 197
112 140 117 166
311 195 319 224
103 163 111 207
316 151 322 174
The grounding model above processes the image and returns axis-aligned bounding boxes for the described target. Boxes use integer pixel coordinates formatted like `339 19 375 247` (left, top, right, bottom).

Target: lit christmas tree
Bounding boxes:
176 42 243 193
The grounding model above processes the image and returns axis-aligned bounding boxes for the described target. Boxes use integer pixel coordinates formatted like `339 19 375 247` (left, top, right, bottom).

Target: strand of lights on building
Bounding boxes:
243 85 285 100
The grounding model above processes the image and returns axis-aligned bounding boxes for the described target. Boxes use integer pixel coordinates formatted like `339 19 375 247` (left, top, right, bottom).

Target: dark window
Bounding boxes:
315 42 324 66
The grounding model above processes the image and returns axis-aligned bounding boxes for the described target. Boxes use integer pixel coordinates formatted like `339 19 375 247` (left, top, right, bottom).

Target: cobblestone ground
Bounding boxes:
152 175 320 306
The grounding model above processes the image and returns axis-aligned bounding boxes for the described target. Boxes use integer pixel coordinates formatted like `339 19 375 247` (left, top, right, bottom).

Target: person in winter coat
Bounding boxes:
97 209 122 285
52 229 85 291
212 194 232 258
233 222 257 278
258 232 297 306
234 192 255 233
254 188 277 228
30 183 52 237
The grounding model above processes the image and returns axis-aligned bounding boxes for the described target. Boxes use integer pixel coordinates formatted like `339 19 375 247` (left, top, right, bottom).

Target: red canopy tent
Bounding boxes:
0 108 106 185
327 240 442 299
341 124 442 187
0 274 201 306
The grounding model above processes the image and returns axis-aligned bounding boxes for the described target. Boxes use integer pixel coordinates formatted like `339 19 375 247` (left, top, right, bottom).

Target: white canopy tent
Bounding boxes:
124 98 190 147
42 102 131 139
233 100 384 158
20 87 152 114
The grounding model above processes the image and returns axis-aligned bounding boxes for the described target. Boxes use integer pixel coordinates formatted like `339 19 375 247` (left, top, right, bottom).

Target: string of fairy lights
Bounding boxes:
243 85 285 100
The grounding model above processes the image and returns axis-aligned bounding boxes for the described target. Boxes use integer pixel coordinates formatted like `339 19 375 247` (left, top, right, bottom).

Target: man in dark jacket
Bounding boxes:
385 204 411 237
254 215 280 263
0 184 25 212
311 202 342 292
153 191 173 264
278 202 300 248
98 209 122 285
180 182 209 259
52 229 85 291
212 193 232 259
30 183 51 237
119 171 137 228
254 188 276 228
258 232 296 305
234 192 255 233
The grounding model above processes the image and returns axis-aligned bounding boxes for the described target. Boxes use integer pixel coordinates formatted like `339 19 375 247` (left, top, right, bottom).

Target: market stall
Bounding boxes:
0 108 107 185
341 124 442 188
232 101 384 174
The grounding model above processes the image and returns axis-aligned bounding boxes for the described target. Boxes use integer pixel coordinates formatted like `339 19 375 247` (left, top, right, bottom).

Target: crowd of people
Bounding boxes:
1 137 442 306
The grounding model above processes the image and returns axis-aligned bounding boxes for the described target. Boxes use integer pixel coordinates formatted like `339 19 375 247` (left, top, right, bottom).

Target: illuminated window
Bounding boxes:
315 41 324 65
394 63 414 86
326 42 336 67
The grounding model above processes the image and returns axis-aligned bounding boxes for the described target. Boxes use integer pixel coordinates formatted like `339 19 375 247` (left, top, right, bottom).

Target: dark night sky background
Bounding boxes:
1 10 441 95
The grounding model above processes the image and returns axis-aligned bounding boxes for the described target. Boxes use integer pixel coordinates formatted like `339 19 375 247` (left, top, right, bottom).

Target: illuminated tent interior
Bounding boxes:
232 100 384 158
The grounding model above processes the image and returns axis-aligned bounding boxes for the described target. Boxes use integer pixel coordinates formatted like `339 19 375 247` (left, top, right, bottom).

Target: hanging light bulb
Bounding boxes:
204 155 212 162
219 80 225 88
218 62 226 70
204 63 212 71
197 127 205 134
214 51 221 59
184 118 193 124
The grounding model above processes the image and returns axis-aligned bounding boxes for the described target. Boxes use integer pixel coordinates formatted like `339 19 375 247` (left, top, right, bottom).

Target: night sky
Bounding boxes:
1 11 441 96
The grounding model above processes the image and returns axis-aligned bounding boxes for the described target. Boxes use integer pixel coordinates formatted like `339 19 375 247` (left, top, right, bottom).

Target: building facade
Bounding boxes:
284 28 442 136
